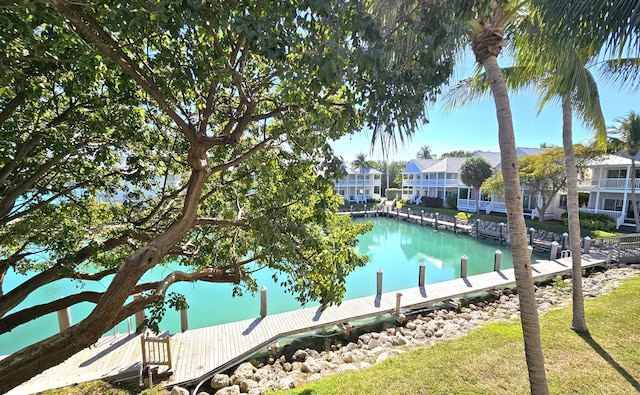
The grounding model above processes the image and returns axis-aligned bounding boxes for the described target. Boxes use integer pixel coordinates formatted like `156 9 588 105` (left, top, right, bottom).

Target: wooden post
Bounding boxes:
529 227 535 247
550 241 559 260
528 245 534 263
562 232 568 251
418 262 426 287
134 294 146 330
494 250 502 272
260 285 267 318
395 292 402 315
499 222 504 243
476 219 480 238
460 255 468 278
453 216 457 233
420 210 424 226
57 308 72 332
396 207 399 220
408 208 411 221
434 212 439 229
583 236 592 254
376 269 383 295
364 204 367 216
180 303 189 332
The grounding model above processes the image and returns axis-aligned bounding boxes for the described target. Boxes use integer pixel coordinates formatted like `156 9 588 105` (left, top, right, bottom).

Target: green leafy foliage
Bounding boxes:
561 212 615 231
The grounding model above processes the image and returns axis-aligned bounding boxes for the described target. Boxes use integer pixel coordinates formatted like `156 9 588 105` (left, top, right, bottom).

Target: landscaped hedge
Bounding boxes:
385 188 402 200
420 196 443 208
446 193 457 210
561 212 616 231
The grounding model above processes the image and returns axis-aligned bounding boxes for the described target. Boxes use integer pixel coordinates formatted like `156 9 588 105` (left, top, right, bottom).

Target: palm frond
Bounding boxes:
597 58 640 91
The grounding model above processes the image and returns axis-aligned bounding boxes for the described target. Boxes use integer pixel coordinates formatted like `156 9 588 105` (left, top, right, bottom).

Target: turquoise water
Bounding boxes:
0 218 529 355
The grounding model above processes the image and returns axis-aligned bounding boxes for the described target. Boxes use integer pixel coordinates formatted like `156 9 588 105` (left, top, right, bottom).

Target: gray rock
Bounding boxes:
240 378 259 393
216 385 241 395
292 349 309 362
170 387 189 395
301 357 323 374
210 373 231 390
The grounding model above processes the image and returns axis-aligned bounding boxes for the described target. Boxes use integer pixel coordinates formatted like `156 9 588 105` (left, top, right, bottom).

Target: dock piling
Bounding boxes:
134 293 145 330
180 302 189 332
583 236 592 254
550 241 559 260
57 308 72 332
494 250 502 272
377 269 383 295
260 286 267 318
461 255 468 278
418 262 426 287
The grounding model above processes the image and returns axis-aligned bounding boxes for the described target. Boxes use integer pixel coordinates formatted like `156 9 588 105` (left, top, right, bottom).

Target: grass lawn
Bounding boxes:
271 275 640 395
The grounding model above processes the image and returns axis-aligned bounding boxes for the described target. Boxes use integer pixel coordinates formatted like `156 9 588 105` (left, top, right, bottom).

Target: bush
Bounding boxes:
446 193 457 210
385 188 402 200
561 212 615 231
420 196 443 208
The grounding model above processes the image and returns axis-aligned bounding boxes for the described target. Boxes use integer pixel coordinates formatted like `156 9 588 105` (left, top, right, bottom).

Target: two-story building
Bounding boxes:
578 153 640 229
334 164 382 203
402 147 561 219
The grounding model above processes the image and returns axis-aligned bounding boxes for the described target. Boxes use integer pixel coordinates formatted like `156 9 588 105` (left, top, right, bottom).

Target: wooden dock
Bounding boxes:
6 251 609 395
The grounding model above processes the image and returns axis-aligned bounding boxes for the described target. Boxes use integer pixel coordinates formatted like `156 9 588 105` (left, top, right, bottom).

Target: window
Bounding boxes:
603 198 623 211
459 188 469 199
607 169 627 179
559 195 567 208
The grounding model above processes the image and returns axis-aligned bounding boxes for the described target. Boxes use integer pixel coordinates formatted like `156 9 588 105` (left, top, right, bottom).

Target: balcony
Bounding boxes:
402 179 460 187
578 178 640 190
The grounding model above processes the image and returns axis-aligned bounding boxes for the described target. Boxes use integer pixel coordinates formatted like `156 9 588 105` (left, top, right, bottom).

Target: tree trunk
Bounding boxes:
561 95 588 333
483 55 549 394
0 151 210 393
631 158 640 232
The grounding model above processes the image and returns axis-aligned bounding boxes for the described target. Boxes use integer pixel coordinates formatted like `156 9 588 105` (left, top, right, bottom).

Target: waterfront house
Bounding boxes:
577 153 640 229
402 147 564 219
333 163 382 203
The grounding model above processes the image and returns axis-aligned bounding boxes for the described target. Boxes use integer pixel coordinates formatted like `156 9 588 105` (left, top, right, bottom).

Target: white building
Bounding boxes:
578 153 640 229
333 164 382 203
401 148 563 219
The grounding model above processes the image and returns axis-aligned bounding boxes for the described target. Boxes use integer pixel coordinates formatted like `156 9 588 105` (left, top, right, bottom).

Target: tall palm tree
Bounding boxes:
416 145 434 159
468 2 549 393
352 153 371 203
367 1 549 392
611 111 640 232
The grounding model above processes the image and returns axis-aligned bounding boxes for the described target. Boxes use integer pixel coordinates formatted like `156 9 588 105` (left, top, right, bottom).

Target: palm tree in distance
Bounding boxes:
610 112 640 232
352 153 371 203
416 145 434 159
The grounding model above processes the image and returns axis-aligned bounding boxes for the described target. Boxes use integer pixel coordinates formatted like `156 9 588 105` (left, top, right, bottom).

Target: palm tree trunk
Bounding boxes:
561 95 588 333
483 55 549 394
631 159 640 232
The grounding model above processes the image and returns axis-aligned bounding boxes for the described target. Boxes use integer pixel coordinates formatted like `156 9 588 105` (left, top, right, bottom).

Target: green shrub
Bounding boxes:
385 188 402 200
446 193 458 210
420 196 443 208
561 212 615 231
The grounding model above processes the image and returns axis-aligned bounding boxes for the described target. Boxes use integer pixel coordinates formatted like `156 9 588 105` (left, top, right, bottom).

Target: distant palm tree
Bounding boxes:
416 145 434 159
352 153 371 202
611 111 640 231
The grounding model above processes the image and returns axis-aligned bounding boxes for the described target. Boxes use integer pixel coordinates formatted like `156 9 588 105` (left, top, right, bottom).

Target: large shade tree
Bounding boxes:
0 0 461 391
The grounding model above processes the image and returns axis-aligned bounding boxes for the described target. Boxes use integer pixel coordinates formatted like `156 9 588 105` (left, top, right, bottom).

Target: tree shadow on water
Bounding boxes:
578 331 640 392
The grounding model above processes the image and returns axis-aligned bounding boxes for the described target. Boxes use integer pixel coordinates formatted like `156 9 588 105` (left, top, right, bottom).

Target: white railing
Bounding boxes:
581 178 640 190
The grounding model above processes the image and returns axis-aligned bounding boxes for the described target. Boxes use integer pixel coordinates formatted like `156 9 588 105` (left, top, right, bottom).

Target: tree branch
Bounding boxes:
48 0 195 142
0 89 29 127
0 291 103 335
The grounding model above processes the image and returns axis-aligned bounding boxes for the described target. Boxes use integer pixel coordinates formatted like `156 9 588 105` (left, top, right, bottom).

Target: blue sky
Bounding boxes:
330 54 640 164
